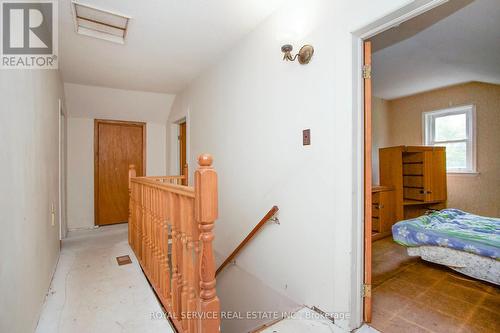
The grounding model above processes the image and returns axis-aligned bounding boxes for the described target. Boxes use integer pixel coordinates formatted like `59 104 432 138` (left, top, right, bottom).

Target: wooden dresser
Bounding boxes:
372 185 396 241
379 146 447 223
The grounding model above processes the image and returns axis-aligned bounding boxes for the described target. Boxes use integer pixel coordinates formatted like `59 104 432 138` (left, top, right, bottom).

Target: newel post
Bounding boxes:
128 165 136 247
195 154 220 333
128 164 137 188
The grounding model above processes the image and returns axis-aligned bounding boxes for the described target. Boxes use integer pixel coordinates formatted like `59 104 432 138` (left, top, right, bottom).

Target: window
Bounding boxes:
423 105 476 173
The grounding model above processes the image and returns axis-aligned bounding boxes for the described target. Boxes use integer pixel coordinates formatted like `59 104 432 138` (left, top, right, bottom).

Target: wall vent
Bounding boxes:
71 1 131 44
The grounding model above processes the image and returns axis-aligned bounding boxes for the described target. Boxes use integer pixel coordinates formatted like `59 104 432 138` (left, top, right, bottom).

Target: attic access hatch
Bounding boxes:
71 1 131 44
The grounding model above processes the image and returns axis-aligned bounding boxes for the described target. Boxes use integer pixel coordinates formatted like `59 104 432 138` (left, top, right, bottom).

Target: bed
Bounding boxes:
392 208 500 285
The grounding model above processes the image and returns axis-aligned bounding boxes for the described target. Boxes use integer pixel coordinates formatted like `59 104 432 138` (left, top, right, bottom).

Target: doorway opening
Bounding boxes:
358 0 500 331
178 120 187 185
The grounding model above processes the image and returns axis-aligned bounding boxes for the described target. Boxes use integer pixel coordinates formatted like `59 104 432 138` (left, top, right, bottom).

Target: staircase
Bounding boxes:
216 258 299 332
255 307 379 333
128 154 220 333
128 157 372 333
256 307 340 333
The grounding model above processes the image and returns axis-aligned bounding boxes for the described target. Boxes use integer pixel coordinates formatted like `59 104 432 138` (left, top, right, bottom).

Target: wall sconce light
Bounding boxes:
281 44 314 64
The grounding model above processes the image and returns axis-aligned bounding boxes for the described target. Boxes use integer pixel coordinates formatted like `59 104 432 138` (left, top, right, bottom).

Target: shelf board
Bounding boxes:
372 185 394 193
403 200 443 206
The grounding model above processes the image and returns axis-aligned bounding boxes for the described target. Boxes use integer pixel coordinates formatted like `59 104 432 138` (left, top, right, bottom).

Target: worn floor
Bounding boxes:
371 237 500 333
35 224 174 333
257 307 351 333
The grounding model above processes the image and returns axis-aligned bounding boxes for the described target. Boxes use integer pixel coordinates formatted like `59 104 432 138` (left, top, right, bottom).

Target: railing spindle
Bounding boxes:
128 155 219 333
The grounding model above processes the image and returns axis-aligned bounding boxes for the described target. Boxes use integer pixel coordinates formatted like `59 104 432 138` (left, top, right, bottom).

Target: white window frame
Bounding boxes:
423 105 476 174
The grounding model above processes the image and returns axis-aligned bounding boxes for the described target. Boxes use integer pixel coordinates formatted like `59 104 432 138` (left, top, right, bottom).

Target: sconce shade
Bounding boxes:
297 45 314 64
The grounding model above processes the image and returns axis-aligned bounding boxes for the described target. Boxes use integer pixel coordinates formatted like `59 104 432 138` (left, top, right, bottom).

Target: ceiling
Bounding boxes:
371 0 500 100
59 0 286 94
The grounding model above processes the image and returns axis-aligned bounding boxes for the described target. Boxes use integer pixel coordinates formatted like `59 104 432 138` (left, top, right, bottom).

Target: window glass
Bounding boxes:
437 142 467 169
434 113 466 141
424 106 475 173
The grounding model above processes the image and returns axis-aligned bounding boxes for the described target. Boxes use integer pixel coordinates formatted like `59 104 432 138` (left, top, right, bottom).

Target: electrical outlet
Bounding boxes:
51 203 56 226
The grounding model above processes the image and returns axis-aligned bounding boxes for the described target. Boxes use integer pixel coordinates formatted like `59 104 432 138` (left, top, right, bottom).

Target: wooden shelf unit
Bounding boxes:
379 145 447 223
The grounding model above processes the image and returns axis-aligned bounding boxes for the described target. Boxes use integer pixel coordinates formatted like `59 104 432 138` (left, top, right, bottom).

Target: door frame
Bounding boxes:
178 120 188 185
362 40 372 322
94 119 146 226
58 99 67 240
169 115 189 176
351 0 448 327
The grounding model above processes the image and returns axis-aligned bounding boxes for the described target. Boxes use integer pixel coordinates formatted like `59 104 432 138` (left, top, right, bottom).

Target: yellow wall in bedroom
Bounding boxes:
371 96 390 185
373 82 500 217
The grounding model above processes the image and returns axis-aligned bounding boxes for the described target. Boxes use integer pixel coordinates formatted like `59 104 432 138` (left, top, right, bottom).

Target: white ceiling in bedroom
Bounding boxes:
371 0 500 100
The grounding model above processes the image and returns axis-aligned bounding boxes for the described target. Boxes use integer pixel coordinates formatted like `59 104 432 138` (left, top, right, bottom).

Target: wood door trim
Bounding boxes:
179 121 187 185
94 119 146 226
363 40 372 323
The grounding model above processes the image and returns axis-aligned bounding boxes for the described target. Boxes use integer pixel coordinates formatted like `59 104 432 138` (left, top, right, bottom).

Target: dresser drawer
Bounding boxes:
371 186 396 236
372 217 380 232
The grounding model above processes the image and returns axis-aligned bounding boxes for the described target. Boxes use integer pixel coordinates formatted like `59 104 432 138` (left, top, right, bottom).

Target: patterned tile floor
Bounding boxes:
371 237 500 333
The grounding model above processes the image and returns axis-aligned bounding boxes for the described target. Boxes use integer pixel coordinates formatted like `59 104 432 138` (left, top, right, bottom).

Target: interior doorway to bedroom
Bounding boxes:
363 0 500 331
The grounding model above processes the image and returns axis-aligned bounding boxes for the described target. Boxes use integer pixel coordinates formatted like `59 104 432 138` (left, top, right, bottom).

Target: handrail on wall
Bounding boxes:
216 206 279 276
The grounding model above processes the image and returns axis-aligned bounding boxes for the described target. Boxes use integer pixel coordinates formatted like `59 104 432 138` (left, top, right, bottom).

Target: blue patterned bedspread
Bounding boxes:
392 209 500 260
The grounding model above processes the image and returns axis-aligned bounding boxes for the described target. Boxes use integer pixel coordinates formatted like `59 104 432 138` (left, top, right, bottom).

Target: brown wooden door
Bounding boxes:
94 119 145 226
429 148 447 201
179 121 187 185
423 151 434 202
363 40 373 323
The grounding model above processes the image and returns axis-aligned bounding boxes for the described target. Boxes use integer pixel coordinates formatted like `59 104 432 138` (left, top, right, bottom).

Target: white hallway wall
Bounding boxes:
168 0 418 330
65 83 174 229
0 70 65 333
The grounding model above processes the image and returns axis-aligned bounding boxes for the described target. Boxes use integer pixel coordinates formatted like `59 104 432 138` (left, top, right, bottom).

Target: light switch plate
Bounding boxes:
303 129 311 146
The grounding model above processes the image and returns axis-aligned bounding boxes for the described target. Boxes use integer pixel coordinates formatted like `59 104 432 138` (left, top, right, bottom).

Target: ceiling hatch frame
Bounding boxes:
71 1 132 44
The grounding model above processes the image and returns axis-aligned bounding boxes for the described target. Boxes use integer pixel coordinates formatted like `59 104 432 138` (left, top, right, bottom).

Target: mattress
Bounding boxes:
407 246 500 285
392 208 500 260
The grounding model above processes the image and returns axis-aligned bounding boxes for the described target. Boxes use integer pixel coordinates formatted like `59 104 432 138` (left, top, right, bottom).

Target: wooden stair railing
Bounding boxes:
128 155 220 333
149 164 188 185
216 206 279 276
